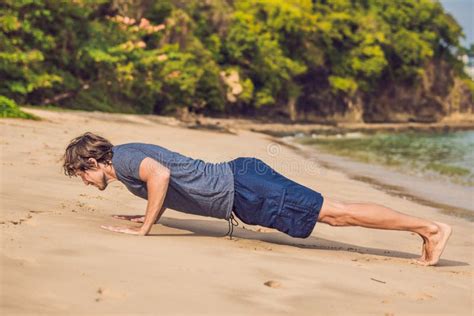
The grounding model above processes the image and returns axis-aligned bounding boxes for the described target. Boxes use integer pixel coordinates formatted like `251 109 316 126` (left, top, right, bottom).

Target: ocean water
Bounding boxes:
295 130 474 186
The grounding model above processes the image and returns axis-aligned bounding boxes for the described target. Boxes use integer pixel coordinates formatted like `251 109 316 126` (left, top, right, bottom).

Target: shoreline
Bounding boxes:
249 119 474 137
274 137 474 222
21 106 474 135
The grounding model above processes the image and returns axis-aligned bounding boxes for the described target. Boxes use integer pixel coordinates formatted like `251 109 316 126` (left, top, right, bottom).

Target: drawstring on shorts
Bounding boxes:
226 213 239 239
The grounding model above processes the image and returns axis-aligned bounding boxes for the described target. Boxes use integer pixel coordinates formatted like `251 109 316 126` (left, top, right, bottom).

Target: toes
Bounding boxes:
411 258 429 266
411 257 439 266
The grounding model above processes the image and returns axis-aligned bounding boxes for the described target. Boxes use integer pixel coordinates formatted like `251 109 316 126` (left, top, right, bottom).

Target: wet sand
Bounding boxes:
1 108 473 315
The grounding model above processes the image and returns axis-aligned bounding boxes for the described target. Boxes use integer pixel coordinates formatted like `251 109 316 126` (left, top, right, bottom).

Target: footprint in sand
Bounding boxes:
415 293 434 301
79 194 105 200
29 210 48 214
264 280 281 288
76 201 95 213
95 287 127 302
3 213 35 226
96 288 103 302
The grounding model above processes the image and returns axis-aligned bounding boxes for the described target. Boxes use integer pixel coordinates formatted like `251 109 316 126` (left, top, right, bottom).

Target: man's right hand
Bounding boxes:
112 215 145 223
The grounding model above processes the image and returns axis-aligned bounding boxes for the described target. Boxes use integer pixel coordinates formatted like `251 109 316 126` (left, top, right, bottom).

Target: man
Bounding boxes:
63 132 452 266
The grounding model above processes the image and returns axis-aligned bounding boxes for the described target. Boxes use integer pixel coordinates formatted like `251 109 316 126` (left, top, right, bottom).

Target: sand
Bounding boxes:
1 108 473 315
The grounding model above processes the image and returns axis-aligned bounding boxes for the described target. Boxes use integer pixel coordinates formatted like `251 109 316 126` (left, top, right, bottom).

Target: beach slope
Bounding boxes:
1 109 472 315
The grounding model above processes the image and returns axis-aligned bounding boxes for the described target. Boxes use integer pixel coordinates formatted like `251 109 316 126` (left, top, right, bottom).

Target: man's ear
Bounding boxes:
87 158 98 168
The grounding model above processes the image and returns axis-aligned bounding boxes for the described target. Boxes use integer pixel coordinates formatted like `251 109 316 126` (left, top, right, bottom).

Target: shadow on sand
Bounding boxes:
147 216 467 267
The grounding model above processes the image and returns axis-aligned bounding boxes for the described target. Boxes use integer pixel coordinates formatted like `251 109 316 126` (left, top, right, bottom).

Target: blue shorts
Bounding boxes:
228 157 324 238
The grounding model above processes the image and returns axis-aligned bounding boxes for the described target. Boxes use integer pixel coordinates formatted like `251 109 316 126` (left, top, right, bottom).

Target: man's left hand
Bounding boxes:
100 225 147 235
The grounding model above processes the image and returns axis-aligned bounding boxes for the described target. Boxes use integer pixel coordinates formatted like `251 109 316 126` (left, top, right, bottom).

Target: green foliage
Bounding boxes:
0 95 38 119
462 79 474 102
328 76 358 94
223 1 308 108
0 0 468 116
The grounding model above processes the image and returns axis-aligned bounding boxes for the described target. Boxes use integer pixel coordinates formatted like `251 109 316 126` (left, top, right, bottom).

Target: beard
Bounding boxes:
98 173 108 191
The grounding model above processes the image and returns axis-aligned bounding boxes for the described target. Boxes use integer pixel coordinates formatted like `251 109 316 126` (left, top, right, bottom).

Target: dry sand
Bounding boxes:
1 108 473 315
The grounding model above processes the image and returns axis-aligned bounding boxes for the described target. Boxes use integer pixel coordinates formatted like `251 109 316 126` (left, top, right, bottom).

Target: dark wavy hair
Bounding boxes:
62 132 114 177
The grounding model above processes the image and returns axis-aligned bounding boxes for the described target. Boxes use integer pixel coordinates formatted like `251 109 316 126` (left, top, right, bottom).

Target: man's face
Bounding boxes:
76 166 108 191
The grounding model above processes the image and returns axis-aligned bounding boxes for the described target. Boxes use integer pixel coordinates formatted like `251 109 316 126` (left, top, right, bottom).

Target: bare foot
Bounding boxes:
411 228 434 265
112 215 145 223
414 222 452 266
416 235 427 262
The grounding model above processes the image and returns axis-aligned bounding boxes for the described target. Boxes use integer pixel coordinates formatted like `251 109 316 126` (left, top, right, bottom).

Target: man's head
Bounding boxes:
62 132 115 190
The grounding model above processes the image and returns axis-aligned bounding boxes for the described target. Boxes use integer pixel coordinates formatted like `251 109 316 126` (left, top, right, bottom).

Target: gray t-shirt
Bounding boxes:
111 143 234 220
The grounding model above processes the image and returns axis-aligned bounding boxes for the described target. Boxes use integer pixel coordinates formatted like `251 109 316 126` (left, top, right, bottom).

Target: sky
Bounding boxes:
438 0 473 47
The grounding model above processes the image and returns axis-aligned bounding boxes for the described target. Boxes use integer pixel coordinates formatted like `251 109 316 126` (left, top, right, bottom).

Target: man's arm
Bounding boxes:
138 157 170 235
100 156 170 235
